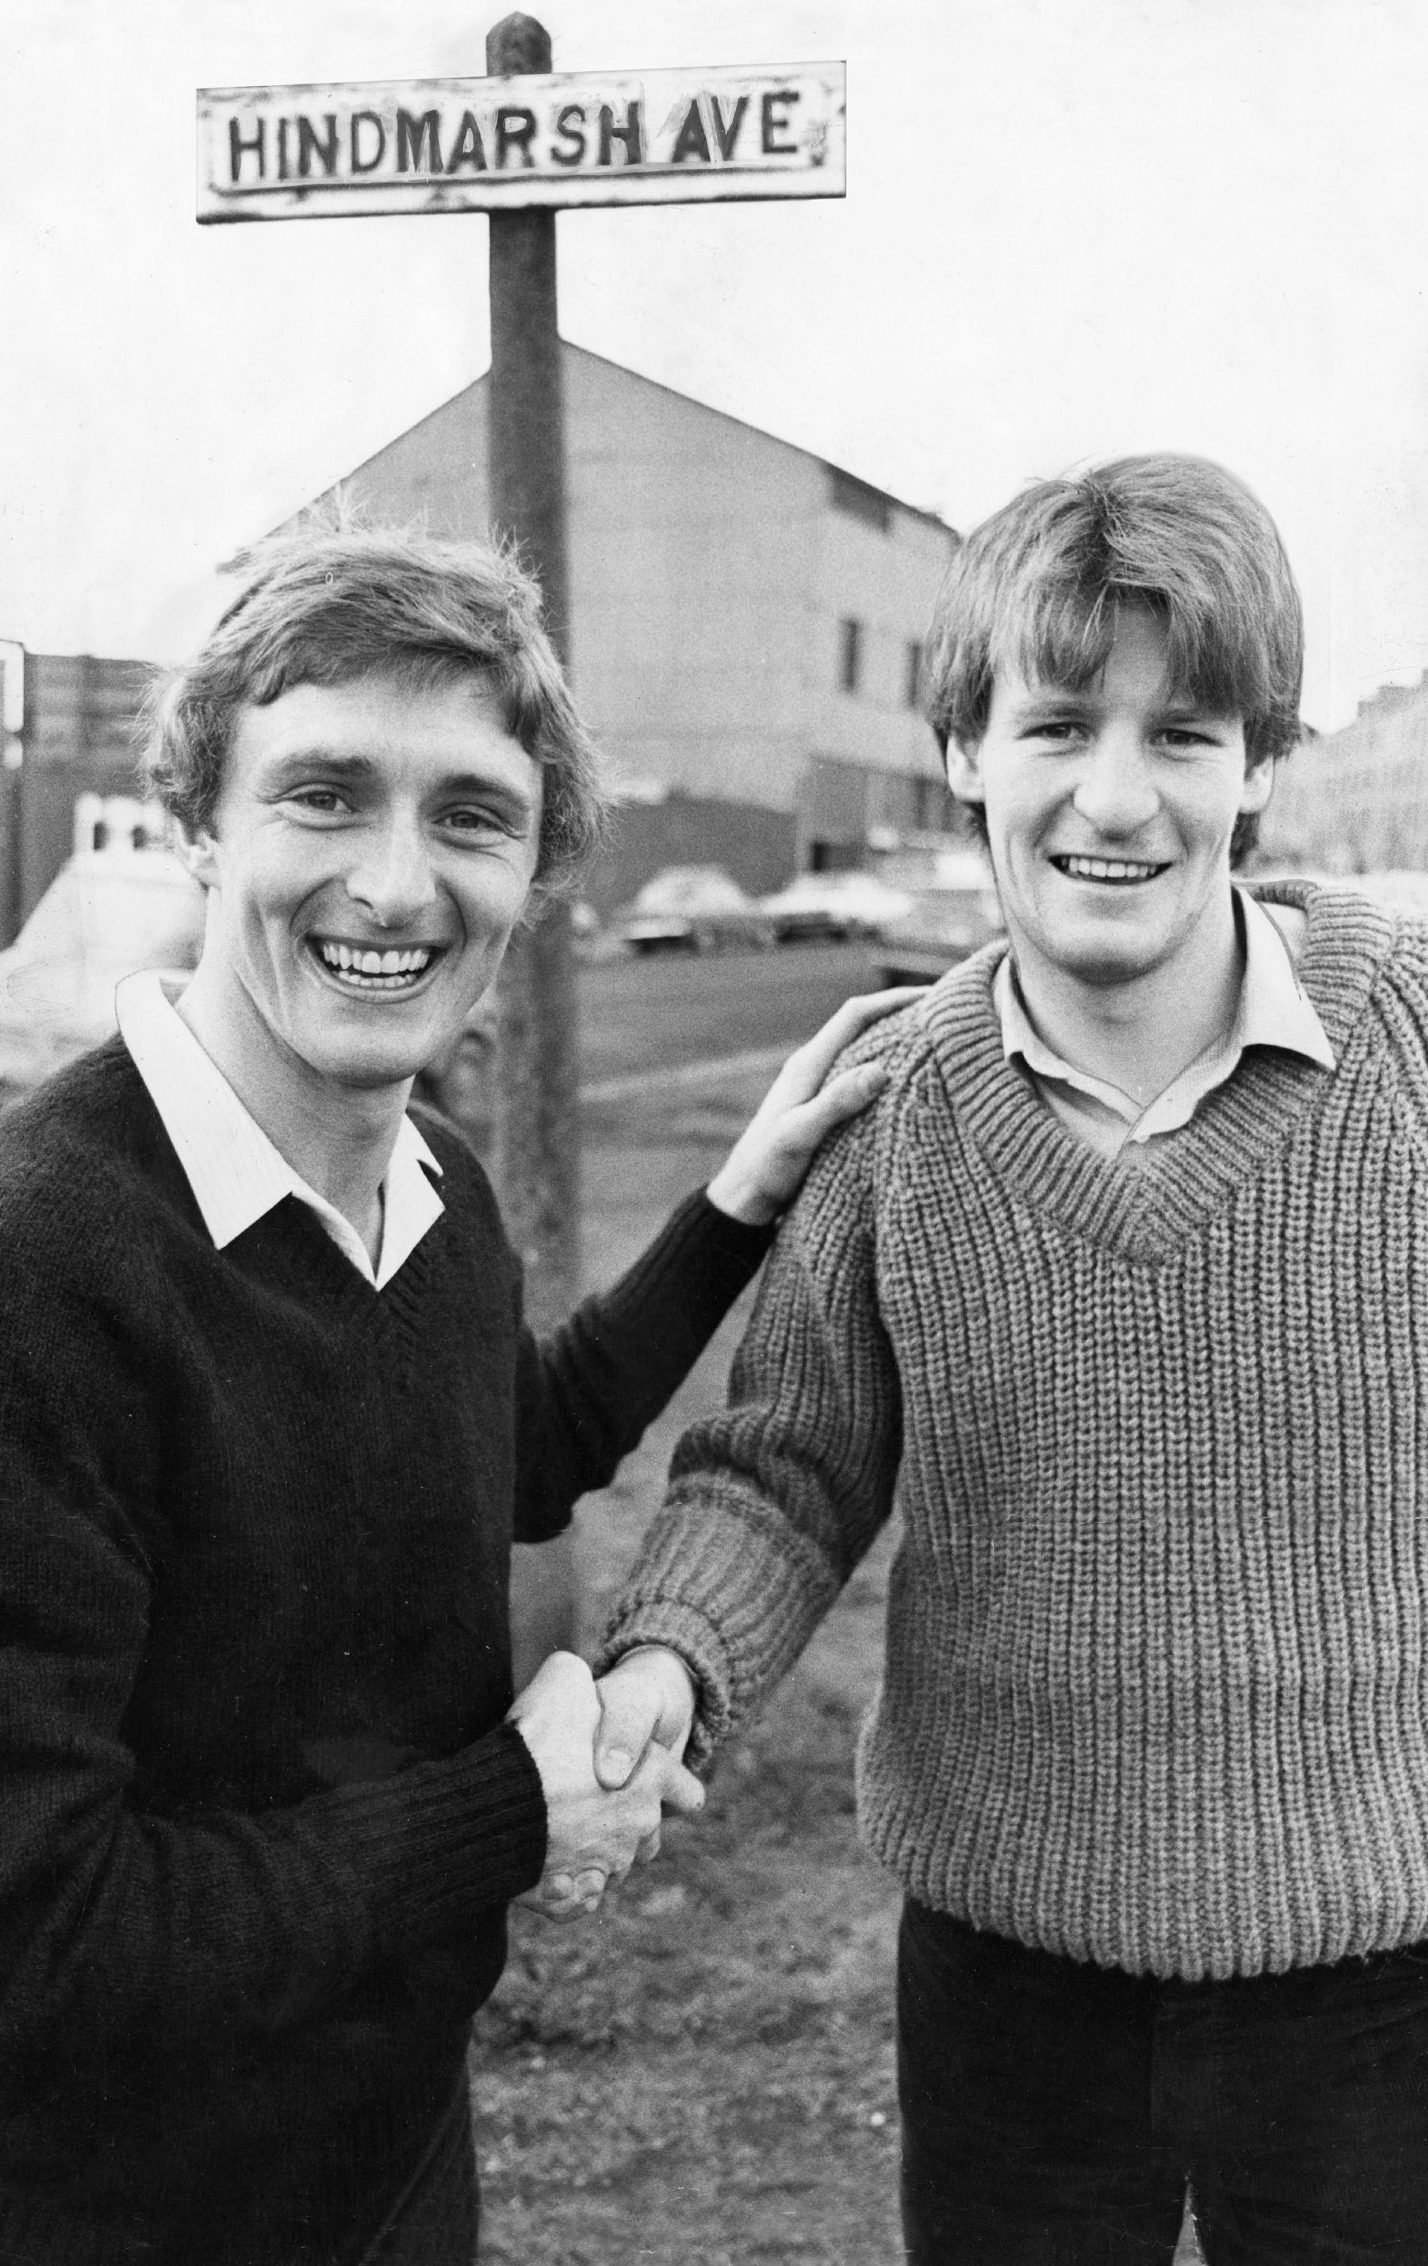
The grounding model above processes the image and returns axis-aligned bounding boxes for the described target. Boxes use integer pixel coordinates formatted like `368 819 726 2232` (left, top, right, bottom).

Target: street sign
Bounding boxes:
197 62 845 223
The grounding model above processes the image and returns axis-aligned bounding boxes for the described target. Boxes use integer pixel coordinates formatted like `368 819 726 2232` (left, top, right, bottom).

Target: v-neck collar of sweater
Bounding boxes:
918 878 1396 1260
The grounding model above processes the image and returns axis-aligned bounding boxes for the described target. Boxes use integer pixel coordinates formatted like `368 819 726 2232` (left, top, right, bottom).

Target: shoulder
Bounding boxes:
778 946 1005 1258
0 1040 172 1236
823 942 1003 1096
1253 878 1428 1123
1360 903 1428 1077
407 1101 518 1272
407 1100 498 1207
843 941 1007 1157
0 1044 199 1393
1251 873 1418 1027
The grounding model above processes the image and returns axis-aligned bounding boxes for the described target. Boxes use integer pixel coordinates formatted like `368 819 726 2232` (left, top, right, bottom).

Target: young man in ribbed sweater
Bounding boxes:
0 525 901 2265
593 456 1428 2262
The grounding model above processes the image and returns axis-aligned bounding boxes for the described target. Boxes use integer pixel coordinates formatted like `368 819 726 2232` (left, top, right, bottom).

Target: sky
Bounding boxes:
4 0 1428 730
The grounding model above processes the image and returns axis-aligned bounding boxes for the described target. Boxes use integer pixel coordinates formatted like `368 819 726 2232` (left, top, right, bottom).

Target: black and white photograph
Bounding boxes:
4 3 1428 2260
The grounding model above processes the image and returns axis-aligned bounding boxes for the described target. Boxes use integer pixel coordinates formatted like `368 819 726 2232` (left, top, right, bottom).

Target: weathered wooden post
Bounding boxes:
481 14 581 1672
484 12 580 1335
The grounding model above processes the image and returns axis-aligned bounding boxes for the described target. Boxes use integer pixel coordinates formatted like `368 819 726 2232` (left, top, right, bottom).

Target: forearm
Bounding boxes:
596 1170 901 1758
0 1452 548 2073
595 1492 846 1762
515 1188 773 1537
0 1705 547 2076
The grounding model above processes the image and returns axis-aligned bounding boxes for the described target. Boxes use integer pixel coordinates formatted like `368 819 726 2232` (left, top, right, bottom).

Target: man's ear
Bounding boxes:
1238 757 1275 817
943 734 986 806
176 827 220 890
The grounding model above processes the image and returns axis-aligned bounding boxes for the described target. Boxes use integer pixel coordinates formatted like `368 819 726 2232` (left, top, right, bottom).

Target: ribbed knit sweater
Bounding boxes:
0 1037 771 2265
601 882 1428 1983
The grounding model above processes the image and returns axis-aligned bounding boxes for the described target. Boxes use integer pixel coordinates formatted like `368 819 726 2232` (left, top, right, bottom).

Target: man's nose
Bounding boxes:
344 812 438 926
1071 733 1160 836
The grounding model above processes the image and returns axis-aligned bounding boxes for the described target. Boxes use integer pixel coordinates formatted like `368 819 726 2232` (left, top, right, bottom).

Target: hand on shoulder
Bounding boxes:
705 987 924 1226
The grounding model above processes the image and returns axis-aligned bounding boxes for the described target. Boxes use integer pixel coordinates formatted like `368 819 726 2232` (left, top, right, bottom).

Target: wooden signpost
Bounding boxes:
195 15 846 1344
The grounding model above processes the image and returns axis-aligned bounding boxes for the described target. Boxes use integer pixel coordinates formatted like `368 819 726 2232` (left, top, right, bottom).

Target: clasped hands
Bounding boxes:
507 1646 699 1923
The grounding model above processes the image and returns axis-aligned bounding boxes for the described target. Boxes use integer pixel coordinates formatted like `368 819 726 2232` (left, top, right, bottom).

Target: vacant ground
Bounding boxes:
474 1024 1203 2263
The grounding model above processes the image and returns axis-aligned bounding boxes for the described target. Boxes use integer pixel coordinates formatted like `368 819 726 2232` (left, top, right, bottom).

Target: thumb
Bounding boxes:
594 1683 666 1789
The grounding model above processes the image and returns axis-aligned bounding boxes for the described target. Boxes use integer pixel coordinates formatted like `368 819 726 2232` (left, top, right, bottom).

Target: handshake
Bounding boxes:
507 1645 700 1923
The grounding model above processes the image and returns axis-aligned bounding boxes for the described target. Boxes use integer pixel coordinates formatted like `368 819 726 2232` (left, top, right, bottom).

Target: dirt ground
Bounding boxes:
472 1074 1202 2264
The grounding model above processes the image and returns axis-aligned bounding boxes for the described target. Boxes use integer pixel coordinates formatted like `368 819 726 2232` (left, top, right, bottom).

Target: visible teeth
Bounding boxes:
1060 856 1160 882
317 941 433 980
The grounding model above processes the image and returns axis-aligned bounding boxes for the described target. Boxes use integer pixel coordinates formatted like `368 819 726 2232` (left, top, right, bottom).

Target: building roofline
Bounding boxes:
324 339 958 540
554 343 958 536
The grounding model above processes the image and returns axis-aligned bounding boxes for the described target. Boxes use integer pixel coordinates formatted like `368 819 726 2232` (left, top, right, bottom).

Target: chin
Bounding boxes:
1044 931 1163 989
305 1040 431 1091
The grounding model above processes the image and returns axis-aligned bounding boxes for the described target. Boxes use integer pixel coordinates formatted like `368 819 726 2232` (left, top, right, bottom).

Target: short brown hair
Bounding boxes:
924 455 1303 864
140 521 608 890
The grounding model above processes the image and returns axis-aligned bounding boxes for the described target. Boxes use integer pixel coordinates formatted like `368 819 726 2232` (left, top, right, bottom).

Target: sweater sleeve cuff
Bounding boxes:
698 1188 780 1265
592 1603 738 1770
338 1720 550 1950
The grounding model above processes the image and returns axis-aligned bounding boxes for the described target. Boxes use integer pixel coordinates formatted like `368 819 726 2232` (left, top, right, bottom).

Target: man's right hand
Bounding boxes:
507 1651 701 1921
593 1645 699 1789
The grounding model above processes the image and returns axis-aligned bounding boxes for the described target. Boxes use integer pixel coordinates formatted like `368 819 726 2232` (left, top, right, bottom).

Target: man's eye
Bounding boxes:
443 807 508 836
287 787 348 814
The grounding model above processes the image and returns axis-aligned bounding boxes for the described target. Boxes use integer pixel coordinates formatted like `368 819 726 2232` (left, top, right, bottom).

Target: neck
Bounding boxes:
1010 891 1244 1106
176 962 407 1259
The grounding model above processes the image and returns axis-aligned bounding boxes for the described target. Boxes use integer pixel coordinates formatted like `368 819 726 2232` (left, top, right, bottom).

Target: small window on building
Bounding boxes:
827 466 892 533
905 639 924 711
839 617 863 694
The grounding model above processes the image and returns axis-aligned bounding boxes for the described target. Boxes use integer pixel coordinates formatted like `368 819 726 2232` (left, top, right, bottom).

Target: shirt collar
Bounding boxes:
994 886 1336 1137
115 969 444 1289
1233 889 1336 1068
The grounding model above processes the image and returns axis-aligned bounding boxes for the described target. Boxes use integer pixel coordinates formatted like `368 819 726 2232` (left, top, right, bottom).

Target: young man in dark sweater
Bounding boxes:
593 456 1428 2261
0 525 900 2264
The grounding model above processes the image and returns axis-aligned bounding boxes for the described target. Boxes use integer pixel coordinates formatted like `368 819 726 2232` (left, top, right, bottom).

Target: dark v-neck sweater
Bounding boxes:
0 1037 770 2264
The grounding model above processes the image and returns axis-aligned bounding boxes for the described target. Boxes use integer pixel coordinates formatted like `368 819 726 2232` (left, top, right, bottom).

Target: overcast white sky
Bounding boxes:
4 0 1427 728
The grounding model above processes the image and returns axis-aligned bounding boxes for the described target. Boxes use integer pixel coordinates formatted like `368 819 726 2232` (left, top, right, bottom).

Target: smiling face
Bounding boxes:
946 606 1273 1009
180 672 542 1110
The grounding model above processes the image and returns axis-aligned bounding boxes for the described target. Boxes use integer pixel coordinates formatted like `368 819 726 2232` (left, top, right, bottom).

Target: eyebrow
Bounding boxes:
1013 688 1228 721
261 749 539 821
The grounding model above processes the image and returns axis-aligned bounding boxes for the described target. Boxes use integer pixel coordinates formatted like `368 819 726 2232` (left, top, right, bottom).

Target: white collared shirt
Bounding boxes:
993 890 1336 1158
115 970 445 1289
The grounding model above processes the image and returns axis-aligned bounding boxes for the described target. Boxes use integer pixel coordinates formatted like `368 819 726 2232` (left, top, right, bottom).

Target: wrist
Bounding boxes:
705 1163 780 1227
614 1643 698 1708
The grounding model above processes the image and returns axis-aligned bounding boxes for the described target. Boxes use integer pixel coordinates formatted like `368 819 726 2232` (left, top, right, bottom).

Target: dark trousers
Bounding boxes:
897 1899 1428 2265
355 2078 480 2266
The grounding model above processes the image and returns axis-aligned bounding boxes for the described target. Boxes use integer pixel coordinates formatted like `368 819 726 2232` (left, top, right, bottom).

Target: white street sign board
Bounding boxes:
197 63 845 223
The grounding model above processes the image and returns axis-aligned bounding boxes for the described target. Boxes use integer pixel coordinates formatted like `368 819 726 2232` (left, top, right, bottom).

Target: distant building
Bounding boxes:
1261 673 1428 873
0 651 155 946
311 344 960 909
